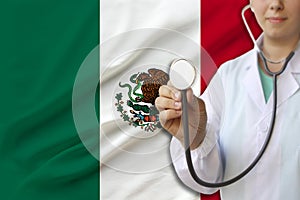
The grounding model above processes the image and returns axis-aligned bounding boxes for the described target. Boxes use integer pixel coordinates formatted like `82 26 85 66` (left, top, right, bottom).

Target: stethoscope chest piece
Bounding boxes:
169 59 196 90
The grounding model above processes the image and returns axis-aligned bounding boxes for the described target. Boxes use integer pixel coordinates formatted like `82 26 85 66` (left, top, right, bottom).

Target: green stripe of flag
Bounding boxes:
0 1 99 199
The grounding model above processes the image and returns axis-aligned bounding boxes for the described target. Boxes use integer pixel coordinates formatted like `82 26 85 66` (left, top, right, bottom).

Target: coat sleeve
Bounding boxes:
170 69 225 194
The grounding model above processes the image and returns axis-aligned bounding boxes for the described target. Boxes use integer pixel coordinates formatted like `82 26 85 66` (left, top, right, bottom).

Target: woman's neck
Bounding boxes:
259 35 299 74
262 35 299 62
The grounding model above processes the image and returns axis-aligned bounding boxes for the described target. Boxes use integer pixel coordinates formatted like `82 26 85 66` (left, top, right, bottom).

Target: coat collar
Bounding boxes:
243 34 300 115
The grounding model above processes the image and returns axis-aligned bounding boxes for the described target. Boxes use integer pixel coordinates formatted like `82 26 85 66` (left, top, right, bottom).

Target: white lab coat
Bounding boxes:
170 36 300 200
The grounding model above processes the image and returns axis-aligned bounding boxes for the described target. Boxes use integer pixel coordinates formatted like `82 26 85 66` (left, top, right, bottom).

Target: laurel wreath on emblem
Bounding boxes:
114 68 169 132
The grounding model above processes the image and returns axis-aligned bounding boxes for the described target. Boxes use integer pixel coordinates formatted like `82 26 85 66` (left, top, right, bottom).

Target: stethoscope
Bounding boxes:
169 4 295 188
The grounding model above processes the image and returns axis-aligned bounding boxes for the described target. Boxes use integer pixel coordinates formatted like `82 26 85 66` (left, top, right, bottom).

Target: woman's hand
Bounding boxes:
155 82 207 150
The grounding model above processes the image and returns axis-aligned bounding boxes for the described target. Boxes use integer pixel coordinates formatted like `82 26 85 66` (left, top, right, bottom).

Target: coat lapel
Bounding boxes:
243 50 266 112
243 38 300 116
263 42 300 116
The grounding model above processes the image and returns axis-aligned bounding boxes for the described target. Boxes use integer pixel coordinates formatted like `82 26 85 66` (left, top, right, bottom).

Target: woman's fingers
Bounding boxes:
155 96 181 112
156 84 182 112
156 84 198 114
159 84 181 100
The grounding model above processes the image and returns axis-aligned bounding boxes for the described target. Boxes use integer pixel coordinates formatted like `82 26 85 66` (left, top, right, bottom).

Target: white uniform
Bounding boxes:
171 36 300 200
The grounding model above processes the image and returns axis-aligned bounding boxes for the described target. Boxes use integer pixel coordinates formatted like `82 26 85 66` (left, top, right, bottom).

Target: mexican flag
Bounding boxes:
0 1 99 199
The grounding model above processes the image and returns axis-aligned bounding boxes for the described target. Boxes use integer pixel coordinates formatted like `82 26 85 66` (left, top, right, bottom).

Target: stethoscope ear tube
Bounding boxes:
241 4 259 51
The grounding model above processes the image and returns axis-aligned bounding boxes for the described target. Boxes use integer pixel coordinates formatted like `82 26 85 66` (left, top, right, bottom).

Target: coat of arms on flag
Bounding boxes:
114 67 169 132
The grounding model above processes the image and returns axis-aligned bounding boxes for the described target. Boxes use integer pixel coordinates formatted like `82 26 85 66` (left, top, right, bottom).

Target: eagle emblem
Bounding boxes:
114 68 169 132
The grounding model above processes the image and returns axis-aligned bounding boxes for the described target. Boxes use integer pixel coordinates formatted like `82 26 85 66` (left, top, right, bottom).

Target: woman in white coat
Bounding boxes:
155 0 300 199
